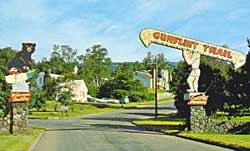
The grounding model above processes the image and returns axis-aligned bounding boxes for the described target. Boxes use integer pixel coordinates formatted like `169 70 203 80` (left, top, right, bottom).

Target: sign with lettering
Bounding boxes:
140 28 246 69
188 95 208 106
8 92 32 103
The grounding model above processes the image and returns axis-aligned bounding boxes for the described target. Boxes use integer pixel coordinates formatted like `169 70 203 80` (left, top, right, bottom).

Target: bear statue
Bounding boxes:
7 43 36 73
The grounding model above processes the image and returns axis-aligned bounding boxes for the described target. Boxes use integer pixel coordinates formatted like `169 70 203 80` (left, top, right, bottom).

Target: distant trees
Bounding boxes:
142 51 170 71
78 45 112 97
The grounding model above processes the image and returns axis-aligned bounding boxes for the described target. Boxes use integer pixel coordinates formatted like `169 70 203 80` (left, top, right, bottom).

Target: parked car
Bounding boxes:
87 95 97 103
96 98 120 104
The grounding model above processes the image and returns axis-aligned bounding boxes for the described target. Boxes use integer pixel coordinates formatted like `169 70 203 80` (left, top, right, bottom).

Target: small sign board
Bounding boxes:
188 95 208 106
8 92 32 103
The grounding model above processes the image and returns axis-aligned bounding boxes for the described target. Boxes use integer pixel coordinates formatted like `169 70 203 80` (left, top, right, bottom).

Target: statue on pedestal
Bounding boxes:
182 49 200 92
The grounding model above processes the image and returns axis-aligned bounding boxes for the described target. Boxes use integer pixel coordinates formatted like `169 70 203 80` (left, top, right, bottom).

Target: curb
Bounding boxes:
29 130 46 151
132 122 250 151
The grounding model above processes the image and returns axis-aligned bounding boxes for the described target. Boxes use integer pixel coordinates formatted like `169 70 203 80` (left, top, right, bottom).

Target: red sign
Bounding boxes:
8 92 32 103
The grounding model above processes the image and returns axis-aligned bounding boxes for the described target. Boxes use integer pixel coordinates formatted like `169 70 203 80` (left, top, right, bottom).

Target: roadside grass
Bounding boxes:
147 88 167 94
132 113 250 150
115 95 175 108
133 113 185 126
29 102 115 119
215 115 250 122
0 126 44 151
178 132 250 149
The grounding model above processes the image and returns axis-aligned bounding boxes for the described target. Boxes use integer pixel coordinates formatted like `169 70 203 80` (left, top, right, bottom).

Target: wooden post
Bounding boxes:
154 55 158 118
9 102 13 134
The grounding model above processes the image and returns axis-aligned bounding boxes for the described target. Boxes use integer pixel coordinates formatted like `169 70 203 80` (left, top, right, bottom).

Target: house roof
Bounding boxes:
135 71 152 78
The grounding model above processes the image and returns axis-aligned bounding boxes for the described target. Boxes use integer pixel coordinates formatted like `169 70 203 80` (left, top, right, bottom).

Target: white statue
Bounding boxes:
74 66 78 75
182 49 201 92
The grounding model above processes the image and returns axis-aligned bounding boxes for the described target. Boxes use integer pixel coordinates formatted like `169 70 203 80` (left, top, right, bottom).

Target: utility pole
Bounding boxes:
154 55 158 118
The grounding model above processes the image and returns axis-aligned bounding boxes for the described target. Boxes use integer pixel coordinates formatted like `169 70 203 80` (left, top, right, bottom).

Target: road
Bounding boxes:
30 101 233 151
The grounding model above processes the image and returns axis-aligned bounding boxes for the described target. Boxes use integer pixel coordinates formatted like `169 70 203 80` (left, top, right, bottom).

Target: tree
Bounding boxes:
156 53 169 71
57 91 73 106
29 90 46 111
142 51 153 70
99 68 152 102
199 56 232 115
0 48 16 113
224 39 250 116
169 61 190 117
78 45 112 97
142 51 169 72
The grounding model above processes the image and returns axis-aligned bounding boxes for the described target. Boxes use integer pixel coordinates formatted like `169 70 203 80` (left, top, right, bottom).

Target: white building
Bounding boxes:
68 80 88 103
134 70 172 90
49 73 88 103
134 71 153 88
158 70 172 91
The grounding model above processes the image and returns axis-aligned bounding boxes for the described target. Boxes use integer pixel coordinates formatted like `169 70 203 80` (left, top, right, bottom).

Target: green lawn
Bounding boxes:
105 96 174 109
215 115 250 122
29 102 116 119
179 133 250 149
0 127 44 151
147 88 168 94
133 113 250 149
133 113 185 126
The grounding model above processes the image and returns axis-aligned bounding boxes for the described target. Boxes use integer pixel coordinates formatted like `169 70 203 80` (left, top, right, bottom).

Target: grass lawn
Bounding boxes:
147 88 168 94
215 115 250 122
133 113 185 126
29 102 116 119
178 132 250 149
0 127 44 151
133 113 250 150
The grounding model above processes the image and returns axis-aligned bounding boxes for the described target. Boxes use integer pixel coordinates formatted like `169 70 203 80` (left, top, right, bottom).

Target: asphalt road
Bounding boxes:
30 101 233 151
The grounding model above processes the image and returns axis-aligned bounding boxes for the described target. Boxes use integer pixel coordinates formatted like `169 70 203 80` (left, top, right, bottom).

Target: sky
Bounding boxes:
0 0 249 62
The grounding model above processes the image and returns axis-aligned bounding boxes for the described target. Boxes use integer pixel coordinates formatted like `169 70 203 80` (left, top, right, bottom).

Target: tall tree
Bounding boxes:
0 48 16 112
142 51 153 70
224 39 250 116
78 45 112 97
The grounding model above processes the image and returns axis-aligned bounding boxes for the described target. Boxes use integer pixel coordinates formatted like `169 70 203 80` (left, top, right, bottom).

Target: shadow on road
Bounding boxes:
134 106 176 110
125 112 169 117
81 117 140 122
45 123 164 136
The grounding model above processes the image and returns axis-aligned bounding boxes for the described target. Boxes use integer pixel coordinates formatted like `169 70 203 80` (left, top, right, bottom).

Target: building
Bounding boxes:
134 71 153 88
134 70 172 90
66 80 88 103
158 70 172 90
49 72 88 103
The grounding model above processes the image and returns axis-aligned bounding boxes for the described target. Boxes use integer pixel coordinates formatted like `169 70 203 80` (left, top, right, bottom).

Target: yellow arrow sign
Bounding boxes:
140 28 246 69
